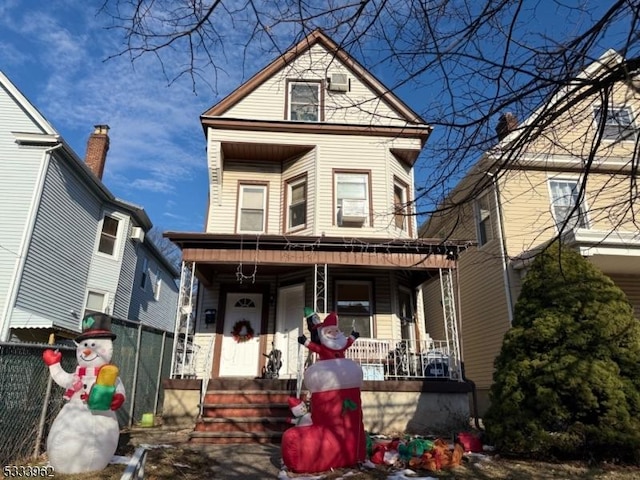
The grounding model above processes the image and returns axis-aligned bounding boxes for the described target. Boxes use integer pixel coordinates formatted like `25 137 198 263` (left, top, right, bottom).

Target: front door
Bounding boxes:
219 293 263 377
274 284 305 379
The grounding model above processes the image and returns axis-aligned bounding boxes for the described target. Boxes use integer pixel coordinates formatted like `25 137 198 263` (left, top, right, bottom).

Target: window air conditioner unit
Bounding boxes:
328 73 349 92
341 199 367 223
130 227 145 242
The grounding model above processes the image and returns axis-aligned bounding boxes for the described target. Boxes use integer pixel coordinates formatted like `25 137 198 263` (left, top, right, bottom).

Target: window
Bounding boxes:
549 179 588 231
594 105 636 141
153 267 162 301
140 257 148 290
238 184 267 233
98 215 119 255
474 194 493 246
84 291 107 316
287 177 307 230
335 281 372 337
393 180 409 231
336 172 369 226
398 288 415 342
288 82 320 122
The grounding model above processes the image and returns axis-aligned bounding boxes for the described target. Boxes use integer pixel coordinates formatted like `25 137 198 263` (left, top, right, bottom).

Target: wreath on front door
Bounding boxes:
231 319 255 343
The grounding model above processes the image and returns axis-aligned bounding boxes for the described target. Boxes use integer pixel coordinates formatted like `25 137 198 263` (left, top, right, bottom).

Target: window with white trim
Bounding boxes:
84 291 107 316
594 105 636 141
335 281 372 337
288 82 320 122
548 179 588 231
473 194 493 246
336 172 369 227
98 215 119 255
287 177 307 230
238 184 267 233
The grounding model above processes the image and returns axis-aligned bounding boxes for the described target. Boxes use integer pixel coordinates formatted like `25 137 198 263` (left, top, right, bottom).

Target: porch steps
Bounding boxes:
189 378 297 445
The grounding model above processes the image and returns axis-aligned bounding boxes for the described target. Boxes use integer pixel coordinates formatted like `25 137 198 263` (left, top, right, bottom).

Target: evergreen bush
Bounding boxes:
484 241 640 463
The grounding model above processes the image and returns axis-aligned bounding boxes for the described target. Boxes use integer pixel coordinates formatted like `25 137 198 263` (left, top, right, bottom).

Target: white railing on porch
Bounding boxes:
344 338 461 381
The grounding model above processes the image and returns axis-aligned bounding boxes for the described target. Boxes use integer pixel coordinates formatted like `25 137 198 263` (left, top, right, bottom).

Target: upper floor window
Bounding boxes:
153 267 162 301
336 172 369 227
98 215 119 255
474 194 493 246
237 184 267 233
393 179 410 231
548 179 588 231
335 280 372 337
594 105 636 141
288 81 321 122
286 176 307 231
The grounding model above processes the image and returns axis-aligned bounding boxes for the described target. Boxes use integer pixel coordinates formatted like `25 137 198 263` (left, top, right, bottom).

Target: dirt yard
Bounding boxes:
18 427 640 480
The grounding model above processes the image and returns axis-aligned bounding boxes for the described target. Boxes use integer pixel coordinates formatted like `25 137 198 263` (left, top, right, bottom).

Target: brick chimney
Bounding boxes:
496 113 518 141
85 124 110 179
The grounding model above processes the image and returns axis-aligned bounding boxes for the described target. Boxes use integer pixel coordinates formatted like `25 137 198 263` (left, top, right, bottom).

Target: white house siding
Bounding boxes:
114 235 137 320
13 154 101 331
223 44 410 127
0 83 48 335
206 128 420 239
128 245 179 332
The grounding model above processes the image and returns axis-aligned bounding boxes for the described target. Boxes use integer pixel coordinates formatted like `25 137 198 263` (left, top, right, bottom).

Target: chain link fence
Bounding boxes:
0 318 174 465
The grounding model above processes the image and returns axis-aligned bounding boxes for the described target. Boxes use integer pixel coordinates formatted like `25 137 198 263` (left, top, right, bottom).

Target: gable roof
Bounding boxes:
202 28 426 125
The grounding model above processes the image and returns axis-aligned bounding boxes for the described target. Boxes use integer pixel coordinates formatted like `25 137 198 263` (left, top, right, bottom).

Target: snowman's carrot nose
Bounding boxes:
83 348 92 356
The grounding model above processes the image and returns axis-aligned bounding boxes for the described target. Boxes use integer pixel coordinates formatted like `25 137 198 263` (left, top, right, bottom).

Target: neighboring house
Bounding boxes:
0 71 179 344
165 29 471 386
420 50 640 415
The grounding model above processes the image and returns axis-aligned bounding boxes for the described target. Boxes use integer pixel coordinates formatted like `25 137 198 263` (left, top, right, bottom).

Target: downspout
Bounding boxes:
487 172 514 325
0 142 62 342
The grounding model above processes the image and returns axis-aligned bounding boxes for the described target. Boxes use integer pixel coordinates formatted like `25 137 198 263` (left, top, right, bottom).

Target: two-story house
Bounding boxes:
0 70 179 344
165 28 473 385
420 49 640 415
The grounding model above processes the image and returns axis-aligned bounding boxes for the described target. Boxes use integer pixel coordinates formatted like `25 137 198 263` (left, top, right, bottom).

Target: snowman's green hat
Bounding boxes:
303 307 315 318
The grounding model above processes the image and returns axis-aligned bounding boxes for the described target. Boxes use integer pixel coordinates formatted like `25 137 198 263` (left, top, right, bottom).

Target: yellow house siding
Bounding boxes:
222 44 409 127
608 274 640 318
456 242 511 390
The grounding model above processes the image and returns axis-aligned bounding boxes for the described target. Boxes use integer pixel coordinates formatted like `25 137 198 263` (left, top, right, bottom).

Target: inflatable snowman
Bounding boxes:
43 313 126 474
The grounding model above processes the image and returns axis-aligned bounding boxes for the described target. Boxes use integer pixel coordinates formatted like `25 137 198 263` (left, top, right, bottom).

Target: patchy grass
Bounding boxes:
15 427 640 480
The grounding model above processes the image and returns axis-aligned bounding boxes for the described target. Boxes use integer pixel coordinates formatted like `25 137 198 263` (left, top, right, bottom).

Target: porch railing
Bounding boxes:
344 338 461 381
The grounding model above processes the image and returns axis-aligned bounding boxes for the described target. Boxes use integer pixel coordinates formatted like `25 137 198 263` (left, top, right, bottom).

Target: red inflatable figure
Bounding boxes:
282 311 366 473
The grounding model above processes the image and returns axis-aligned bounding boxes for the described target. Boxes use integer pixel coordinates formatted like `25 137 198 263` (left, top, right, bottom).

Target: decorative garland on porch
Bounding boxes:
231 319 255 343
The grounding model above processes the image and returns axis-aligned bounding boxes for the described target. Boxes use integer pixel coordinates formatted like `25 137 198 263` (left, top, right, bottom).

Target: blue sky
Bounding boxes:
0 0 242 233
0 1 630 233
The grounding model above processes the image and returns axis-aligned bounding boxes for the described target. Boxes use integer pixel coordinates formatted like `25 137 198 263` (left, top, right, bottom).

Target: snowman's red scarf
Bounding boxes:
63 366 102 401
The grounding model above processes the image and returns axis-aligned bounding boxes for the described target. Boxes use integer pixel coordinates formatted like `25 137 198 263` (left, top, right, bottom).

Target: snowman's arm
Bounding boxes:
47 363 74 389
114 377 126 398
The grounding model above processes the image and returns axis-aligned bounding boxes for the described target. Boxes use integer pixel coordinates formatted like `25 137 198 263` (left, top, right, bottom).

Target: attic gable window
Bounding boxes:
594 105 636 141
288 81 321 122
